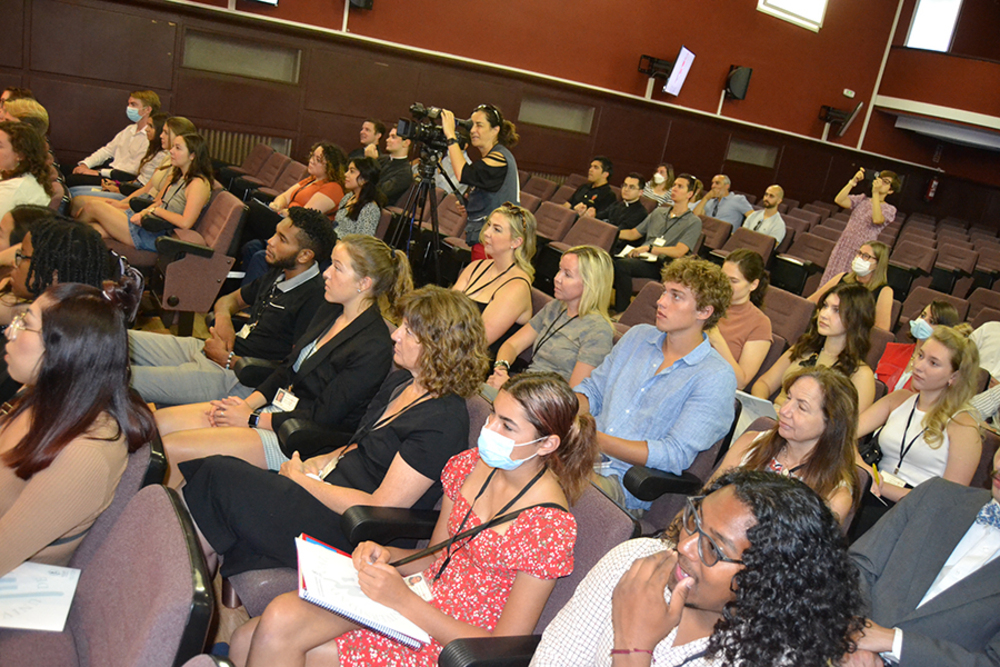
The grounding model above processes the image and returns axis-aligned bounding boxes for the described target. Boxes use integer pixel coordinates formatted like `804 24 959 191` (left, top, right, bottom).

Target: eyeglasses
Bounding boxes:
855 250 877 263
6 311 40 341
14 249 30 267
681 496 744 567
309 154 326 164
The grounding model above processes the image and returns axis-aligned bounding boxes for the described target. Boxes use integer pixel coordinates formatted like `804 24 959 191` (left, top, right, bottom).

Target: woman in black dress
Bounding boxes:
180 285 490 576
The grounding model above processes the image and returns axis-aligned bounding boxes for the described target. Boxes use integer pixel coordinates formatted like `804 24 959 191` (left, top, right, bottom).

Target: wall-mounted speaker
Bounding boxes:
725 66 752 100
349 0 373 9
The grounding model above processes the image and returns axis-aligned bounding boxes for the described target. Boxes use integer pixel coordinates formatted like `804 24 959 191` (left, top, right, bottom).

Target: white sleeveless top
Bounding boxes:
877 394 950 487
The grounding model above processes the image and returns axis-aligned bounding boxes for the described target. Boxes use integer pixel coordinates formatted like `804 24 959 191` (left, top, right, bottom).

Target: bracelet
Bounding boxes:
225 350 235 370
494 359 511 371
610 648 655 661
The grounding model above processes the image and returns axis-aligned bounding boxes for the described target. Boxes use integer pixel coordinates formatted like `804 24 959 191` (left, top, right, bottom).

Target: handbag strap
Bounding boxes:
389 501 565 568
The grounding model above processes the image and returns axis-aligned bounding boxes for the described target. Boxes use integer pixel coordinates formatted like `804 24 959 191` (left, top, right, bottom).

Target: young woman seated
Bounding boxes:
487 245 613 394
71 116 195 216
710 367 860 524
156 234 412 486
452 202 536 359
852 325 981 538
752 282 876 413
876 300 961 392
178 285 489 578
0 216 118 327
332 157 384 237
0 204 49 273
809 241 893 331
0 280 155 576
80 132 213 251
243 142 346 242
707 248 772 390
0 121 53 221
228 372 598 667
67 113 168 201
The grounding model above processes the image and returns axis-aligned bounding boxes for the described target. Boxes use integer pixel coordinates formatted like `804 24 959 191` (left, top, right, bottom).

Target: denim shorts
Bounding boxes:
129 223 169 251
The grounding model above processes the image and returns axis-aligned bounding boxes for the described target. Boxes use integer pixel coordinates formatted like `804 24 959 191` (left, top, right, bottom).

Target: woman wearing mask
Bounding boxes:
641 163 674 206
876 301 962 392
809 241 893 331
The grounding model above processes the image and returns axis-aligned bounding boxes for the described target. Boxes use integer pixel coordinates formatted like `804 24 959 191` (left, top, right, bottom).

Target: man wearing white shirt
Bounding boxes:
845 446 1000 666
741 184 786 245
66 90 160 187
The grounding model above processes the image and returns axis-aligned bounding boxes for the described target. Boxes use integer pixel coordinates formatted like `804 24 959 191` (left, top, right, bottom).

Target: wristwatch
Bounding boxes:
248 410 262 428
446 137 458 146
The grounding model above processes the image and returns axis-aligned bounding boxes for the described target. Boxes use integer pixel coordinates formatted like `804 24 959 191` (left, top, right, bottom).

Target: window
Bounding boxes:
517 97 595 134
726 139 779 169
183 31 301 84
905 0 963 52
757 0 828 32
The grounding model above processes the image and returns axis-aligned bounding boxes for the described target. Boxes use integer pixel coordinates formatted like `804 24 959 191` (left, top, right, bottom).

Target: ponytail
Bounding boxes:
547 412 598 504
386 249 414 323
339 234 414 324
498 120 519 148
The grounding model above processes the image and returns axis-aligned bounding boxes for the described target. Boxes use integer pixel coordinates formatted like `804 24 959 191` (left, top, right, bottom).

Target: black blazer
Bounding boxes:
256 302 392 453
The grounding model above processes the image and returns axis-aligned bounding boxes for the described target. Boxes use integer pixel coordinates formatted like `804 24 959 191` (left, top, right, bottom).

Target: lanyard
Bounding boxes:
391 465 549 581
895 398 926 475
463 261 514 298
365 383 430 436
677 650 709 666
534 307 578 354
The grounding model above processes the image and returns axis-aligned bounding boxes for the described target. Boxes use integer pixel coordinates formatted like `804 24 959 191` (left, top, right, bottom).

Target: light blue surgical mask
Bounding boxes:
126 106 142 123
910 318 934 340
477 424 543 470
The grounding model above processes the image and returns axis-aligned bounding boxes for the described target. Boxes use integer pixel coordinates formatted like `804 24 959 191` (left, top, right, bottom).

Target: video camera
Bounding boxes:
396 103 472 153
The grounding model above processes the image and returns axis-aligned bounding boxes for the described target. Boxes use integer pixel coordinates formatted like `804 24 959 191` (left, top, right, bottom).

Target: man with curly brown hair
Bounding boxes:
576 256 736 513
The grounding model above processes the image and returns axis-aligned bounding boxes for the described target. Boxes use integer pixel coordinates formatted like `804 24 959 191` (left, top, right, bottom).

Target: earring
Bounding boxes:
357 287 362 293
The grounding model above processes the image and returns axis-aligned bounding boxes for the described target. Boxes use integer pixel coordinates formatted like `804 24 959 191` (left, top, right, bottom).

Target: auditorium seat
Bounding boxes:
710 227 776 266
518 191 542 213
533 201 577 245
763 287 815 348
534 216 617 294
638 195 658 213
564 173 588 189
785 208 821 228
613 281 663 342
896 287 970 335
886 240 937 301
811 225 842 243
867 326 895 372
802 203 831 221
217 143 274 188
967 288 1000 324
229 151 290 200
770 233 835 295
252 160 308 200
697 216 733 256
521 176 558 201
548 184 576 206
928 243 978 295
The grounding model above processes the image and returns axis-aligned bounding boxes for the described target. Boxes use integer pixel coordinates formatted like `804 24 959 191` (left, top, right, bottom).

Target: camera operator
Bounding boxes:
440 105 519 260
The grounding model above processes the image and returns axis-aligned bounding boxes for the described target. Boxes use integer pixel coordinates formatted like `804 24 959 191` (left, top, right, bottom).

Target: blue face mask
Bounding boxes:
477 425 543 470
910 318 934 340
126 106 142 123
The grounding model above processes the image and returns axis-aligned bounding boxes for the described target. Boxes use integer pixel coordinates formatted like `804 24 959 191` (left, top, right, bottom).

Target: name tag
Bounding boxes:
405 574 434 602
652 237 667 247
236 323 253 339
273 388 300 411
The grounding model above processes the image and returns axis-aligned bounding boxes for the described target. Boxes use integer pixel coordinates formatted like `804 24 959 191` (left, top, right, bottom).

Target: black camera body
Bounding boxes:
397 103 472 153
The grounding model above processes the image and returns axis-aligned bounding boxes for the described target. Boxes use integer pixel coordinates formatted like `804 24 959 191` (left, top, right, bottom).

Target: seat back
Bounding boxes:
638 195 658 213
534 484 638 631
618 281 663 328
784 232 836 267
534 202 576 243
240 143 275 175
267 160 308 194
434 194 469 239
763 287 815 347
375 209 393 240
531 287 554 316
720 227 777 265
699 216 733 251
466 394 492 450
69 486 213 667
548 184 577 206
70 439 161 570
559 216 618 251
890 241 937 273
866 327 895 371
968 288 1000 322
247 152 291 188
786 208 821 228
190 190 248 256
521 176 558 201
802 203 831 221
973 429 1000 490
748 332 787 389
519 192 542 213
811 225 841 243
564 173 588 189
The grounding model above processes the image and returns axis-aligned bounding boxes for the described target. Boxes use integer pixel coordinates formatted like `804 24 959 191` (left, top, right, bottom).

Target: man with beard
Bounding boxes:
129 207 334 405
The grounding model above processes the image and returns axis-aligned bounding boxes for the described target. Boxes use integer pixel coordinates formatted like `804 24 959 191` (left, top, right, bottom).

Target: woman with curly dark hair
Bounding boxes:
178 284 490 577
0 121 53 220
752 281 876 412
532 469 865 666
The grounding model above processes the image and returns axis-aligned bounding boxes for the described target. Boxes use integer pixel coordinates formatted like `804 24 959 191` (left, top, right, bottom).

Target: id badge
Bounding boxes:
236 323 253 339
652 237 667 247
405 574 434 602
273 388 300 411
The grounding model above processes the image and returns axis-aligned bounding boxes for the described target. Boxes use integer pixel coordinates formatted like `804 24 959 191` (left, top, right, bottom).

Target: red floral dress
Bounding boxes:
335 449 577 666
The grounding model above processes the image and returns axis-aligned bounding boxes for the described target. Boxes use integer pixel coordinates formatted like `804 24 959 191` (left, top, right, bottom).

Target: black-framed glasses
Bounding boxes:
681 496 744 567
14 249 30 267
855 250 877 263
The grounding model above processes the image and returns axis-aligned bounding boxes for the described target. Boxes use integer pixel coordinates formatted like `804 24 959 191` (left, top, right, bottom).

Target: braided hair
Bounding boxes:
24 217 116 297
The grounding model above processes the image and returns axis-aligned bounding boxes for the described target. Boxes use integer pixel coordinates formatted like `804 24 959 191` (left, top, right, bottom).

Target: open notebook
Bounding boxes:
296 535 431 649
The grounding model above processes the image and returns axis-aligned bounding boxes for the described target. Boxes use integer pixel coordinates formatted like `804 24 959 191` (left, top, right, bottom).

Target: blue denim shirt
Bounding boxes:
576 325 736 510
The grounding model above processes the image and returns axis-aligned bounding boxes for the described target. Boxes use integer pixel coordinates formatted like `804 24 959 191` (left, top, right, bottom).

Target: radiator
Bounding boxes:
202 128 289 165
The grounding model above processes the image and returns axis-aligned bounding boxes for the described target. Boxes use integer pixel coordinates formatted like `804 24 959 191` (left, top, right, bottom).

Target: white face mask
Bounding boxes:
477 425 543 471
852 256 873 277
652 173 666 185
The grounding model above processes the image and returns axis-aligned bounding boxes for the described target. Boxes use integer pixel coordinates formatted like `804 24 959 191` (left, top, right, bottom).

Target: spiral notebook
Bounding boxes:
295 535 431 649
